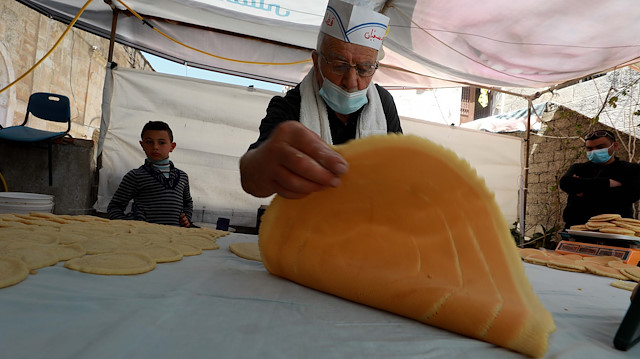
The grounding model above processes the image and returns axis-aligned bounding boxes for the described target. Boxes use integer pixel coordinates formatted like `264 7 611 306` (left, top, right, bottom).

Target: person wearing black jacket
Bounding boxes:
559 130 640 228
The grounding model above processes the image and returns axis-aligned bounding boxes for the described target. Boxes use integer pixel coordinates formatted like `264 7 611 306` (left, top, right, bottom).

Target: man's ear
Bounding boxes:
170 142 177 152
613 142 619 152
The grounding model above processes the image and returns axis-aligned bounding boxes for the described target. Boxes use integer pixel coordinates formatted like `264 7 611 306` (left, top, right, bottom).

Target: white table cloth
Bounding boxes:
1 233 638 359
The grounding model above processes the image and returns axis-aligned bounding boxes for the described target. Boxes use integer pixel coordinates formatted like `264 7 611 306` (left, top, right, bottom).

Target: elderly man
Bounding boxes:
240 0 402 199
559 129 640 228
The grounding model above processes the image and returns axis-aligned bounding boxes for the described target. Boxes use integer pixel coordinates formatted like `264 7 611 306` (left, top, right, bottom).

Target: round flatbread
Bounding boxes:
584 221 616 230
589 214 622 222
64 252 156 275
610 280 638 291
131 244 183 263
582 262 628 280
598 227 635 236
523 253 550 266
3 246 60 270
607 261 638 270
0 230 58 245
560 253 583 261
0 256 29 289
229 242 262 262
569 224 588 231
52 243 87 262
613 218 640 225
582 255 622 265
27 212 58 219
547 257 585 272
81 237 122 254
171 243 202 256
53 232 89 245
620 267 640 282
610 221 640 233
517 248 543 259
172 236 219 250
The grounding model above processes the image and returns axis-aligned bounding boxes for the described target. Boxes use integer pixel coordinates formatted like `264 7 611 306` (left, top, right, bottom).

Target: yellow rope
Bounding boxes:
0 0 94 95
116 0 311 66
0 171 8 192
0 0 310 95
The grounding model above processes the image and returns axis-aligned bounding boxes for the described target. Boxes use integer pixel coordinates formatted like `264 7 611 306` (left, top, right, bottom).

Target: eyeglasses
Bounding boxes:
585 130 615 141
319 53 378 77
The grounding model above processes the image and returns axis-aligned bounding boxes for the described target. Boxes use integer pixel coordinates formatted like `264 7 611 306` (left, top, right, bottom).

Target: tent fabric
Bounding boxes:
460 102 548 133
15 0 640 90
96 68 522 226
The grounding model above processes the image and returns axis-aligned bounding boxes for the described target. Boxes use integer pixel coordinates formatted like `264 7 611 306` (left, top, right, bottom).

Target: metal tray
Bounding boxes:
566 229 640 242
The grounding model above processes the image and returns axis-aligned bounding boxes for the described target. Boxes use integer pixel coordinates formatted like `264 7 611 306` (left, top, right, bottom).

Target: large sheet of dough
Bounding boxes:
259 135 555 357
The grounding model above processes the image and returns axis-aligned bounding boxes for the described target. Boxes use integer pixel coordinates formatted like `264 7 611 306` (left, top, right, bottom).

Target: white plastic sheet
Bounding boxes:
95 67 277 226
96 68 522 227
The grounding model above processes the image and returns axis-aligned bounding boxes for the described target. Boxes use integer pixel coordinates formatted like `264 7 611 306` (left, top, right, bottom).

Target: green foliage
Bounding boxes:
511 221 562 249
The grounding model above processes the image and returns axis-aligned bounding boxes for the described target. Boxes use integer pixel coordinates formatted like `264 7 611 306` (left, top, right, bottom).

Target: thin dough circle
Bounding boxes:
64 252 156 275
0 256 29 289
229 242 262 262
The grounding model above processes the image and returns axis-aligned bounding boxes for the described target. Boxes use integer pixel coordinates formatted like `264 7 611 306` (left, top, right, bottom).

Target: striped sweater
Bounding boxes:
107 160 193 226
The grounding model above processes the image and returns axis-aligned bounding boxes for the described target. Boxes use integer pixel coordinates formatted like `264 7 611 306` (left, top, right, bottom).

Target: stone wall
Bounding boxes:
0 0 152 213
0 139 96 214
0 0 152 140
506 104 640 245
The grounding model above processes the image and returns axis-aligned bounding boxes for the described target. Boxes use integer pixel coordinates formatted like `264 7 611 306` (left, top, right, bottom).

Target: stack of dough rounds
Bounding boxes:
259 135 555 358
569 214 640 237
0 213 228 283
518 248 640 291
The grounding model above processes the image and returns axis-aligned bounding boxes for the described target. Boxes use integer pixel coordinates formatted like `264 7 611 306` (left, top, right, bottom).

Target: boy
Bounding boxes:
107 121 193 227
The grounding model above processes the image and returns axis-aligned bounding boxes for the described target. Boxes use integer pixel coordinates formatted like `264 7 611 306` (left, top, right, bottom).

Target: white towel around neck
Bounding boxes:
299 69 387 144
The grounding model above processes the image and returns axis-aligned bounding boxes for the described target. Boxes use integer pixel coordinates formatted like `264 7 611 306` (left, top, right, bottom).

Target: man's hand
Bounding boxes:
240 121 348 199
179 213 191 227
610 179 622 187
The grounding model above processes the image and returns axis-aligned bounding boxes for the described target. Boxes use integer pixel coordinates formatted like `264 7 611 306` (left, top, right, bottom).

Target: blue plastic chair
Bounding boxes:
0 92 71 186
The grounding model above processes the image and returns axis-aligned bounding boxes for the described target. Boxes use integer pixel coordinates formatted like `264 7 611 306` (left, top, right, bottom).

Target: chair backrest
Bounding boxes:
24 92 71 125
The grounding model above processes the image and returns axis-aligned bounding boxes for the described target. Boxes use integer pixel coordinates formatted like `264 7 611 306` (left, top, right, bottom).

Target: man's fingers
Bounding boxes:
279 121 348 177
272 160 331 197
240 121 349 198
278 144 343 189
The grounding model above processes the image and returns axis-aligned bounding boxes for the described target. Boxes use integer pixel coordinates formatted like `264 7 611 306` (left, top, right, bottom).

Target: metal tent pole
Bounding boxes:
519 101 533 246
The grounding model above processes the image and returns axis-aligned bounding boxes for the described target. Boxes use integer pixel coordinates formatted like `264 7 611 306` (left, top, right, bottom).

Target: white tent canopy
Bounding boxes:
16 0 640 89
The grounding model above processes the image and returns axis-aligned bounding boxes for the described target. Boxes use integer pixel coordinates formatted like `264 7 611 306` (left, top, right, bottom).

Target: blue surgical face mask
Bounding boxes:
317 66 368 115
587 144 613 163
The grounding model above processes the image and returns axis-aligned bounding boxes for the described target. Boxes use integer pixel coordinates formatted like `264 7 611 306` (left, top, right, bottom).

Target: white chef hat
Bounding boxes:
320 0 390 51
